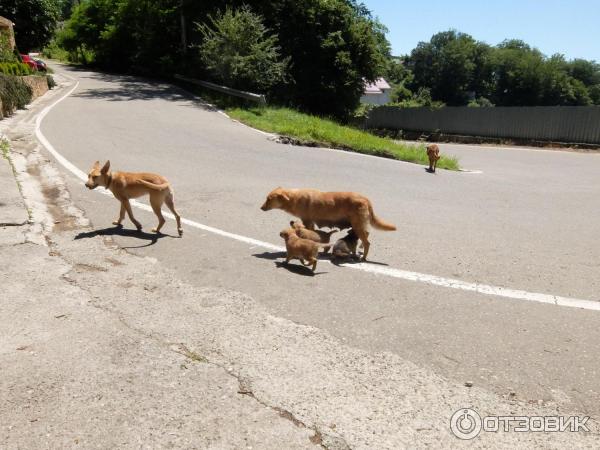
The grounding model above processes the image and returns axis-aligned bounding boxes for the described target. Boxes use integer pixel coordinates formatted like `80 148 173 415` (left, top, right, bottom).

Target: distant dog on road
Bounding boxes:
85 160 182 236
261 188 395 260
290 220 337 252
279 228 324 272
331 229 359 260
426 144 441 173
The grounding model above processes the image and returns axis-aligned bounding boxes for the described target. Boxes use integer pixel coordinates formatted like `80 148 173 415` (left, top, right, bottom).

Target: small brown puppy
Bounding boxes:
290 220 337 252
85 160 182 236
332 229 359 260
279 228 323 272
426 144 441 173
261 188 396 261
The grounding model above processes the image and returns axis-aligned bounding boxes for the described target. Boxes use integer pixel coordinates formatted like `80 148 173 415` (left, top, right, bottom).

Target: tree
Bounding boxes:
57 0 390 118
247 0 389 118
490 43 592 106
568 59 600 87
408 30 492 105
2 0 61 52
197 6 288 93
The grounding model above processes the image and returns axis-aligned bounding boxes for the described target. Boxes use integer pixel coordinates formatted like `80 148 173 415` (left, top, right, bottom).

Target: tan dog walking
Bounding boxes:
262 188 395 261
85 160 182 236
426 144 441 173
289 220 337 252
279 228 324 272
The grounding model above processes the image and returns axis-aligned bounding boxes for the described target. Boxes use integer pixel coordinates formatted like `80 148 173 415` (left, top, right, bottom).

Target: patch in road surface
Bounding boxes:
36 73 600 313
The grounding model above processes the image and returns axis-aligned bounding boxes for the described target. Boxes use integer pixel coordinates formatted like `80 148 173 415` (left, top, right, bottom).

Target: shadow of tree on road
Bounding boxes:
70 71 218 112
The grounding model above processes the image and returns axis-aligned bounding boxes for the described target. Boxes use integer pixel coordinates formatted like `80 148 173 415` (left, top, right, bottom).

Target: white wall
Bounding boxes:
360 91 391 105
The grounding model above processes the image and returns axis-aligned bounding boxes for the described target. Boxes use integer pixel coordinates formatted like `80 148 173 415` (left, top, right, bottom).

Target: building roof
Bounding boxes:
363 78 391 94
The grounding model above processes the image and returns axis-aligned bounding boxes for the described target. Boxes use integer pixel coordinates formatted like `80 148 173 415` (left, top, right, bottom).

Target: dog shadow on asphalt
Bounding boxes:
329 257 389 267
252 251 326 277
74 225 177 249
252 250 388 276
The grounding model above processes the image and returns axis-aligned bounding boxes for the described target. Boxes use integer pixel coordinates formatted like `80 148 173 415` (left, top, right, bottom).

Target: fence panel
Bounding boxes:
366 106 600 145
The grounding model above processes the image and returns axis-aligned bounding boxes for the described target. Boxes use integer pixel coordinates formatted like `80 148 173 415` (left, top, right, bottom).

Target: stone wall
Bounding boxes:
21 75 49 100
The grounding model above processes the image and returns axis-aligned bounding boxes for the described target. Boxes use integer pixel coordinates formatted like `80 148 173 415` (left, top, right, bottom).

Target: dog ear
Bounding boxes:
93 160 100 169
101 160 111 174
279 192 290 202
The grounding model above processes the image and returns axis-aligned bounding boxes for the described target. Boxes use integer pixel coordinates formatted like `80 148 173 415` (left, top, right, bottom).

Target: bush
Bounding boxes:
0 33 16 62
197 6 289 94
0 62 33 76
0 74 33 117
390 87 446 109
390 84 413 103
467 97 494 107
42 38 72 62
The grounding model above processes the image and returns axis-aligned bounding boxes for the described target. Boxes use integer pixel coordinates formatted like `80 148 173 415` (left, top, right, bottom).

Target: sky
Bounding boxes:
361 0 600 62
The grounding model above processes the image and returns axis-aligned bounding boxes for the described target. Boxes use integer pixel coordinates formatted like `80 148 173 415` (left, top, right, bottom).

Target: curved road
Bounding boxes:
43 65 600 418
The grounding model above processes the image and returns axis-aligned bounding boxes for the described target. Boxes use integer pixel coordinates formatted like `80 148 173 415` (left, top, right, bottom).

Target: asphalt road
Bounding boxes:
42 64 600 419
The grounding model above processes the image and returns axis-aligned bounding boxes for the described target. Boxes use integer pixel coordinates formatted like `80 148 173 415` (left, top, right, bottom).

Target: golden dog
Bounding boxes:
426 144 441 173
289 220 337 252
279 228 322 272
85 160 182 236
261 188 395 260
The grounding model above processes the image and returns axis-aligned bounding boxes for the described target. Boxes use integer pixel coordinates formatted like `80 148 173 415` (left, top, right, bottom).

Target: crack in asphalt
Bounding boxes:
49 233 332 448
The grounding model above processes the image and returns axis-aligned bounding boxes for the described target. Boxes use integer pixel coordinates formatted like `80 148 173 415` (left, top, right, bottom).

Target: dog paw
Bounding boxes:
178 228 183 237
112 221 121 226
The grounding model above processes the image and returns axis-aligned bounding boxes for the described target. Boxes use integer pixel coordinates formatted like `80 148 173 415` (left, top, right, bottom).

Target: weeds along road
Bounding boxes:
42 64 600 419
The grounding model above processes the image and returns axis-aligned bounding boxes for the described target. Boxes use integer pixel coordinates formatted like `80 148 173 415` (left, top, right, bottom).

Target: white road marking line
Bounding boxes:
34 71 600 312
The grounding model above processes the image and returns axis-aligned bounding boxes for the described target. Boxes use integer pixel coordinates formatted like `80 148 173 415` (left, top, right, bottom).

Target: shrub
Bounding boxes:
197 6 289 94
390 84 413 103
0 62 33 76
0 33 15 62
390 87 446 109
467 97 494 107
0 74 33 117
42 38 72 62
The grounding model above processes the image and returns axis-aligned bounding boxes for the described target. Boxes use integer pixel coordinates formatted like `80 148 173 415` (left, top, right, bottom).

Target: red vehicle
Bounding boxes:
20 54 38 71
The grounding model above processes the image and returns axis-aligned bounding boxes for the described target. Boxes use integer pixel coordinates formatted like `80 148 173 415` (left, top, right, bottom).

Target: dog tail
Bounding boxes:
368 202 396 231
138 179 170 191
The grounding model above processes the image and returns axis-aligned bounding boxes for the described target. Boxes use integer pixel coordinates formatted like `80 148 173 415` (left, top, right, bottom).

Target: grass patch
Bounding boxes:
175 344 208 363
0 137 9 159
226 107 459 170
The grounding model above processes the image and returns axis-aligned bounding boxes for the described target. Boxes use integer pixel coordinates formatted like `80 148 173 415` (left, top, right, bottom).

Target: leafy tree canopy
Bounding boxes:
3 0 61 52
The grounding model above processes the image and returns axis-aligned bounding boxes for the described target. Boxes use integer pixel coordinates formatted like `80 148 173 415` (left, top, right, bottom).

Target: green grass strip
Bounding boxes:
226 107 459 170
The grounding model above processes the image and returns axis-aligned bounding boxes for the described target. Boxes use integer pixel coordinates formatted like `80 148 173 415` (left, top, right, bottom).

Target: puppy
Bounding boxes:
290 220 337 252
279 228 323 272
261 188 395 261
332 229 359 260
85 160 182 236
426 144 441 173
